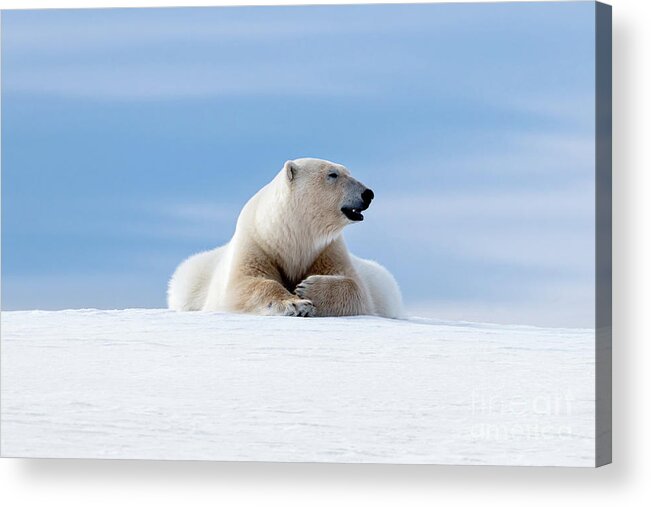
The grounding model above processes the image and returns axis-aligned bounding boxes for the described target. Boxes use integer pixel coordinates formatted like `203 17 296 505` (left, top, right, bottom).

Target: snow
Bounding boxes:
1 309 596 466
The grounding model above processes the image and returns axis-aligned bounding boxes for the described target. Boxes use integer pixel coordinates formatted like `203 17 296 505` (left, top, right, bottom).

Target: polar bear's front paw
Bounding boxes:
267 298 315 317
295 275 366 317
295 275 336 314
295 276 326 300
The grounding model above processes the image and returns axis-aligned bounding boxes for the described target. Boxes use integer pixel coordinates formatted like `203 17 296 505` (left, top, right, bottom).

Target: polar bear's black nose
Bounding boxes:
362 188 374 206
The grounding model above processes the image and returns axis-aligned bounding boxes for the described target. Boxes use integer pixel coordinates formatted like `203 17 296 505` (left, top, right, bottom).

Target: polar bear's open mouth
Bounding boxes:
341 206 365 221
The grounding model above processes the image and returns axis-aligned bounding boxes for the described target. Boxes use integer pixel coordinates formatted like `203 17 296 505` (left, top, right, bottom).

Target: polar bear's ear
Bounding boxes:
284 160 297 182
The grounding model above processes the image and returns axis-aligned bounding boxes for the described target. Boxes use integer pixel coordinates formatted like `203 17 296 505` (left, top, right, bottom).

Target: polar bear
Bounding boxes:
167 158 404 318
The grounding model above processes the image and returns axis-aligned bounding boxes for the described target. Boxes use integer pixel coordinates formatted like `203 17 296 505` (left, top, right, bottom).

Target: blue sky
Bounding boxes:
1 2 596 327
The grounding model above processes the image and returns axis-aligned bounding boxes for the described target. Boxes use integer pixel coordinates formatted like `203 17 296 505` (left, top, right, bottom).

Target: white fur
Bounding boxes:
167 158 404 318
166 246 226 311
350 255 405 319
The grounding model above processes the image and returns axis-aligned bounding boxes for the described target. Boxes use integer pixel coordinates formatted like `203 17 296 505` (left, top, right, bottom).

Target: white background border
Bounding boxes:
1 0 648 505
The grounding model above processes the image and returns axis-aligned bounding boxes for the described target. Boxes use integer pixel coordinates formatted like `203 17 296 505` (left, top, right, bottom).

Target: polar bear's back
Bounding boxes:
167 246 226 311
350 255 405 319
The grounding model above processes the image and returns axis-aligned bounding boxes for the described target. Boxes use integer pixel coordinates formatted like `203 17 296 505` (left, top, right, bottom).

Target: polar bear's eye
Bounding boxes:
328 172 339 180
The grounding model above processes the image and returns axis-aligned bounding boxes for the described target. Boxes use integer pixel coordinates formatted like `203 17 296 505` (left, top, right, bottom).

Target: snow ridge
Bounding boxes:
1 309 595 466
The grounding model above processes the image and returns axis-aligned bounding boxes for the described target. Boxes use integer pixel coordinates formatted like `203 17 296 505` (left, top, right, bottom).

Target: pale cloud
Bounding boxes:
112 200 242 242
3 61 371 100
1 273 166 310
369 131 595 183
408 285 595 329
506 93 595 130
160 201 240 223
2 7 490 55
352 185 594 273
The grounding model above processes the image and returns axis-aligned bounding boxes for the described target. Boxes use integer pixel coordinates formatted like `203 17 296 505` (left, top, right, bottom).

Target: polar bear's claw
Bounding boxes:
293 300 316 317
294 277 320 299
268 299 315 317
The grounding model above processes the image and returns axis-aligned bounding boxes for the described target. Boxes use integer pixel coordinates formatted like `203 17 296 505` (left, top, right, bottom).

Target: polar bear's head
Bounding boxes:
283 158 374 229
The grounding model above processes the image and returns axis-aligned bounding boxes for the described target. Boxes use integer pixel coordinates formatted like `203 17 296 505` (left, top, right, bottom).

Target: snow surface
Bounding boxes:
1 309 595 466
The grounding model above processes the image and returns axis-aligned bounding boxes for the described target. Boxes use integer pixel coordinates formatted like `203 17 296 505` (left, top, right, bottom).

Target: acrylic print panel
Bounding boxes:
0 2 611 466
